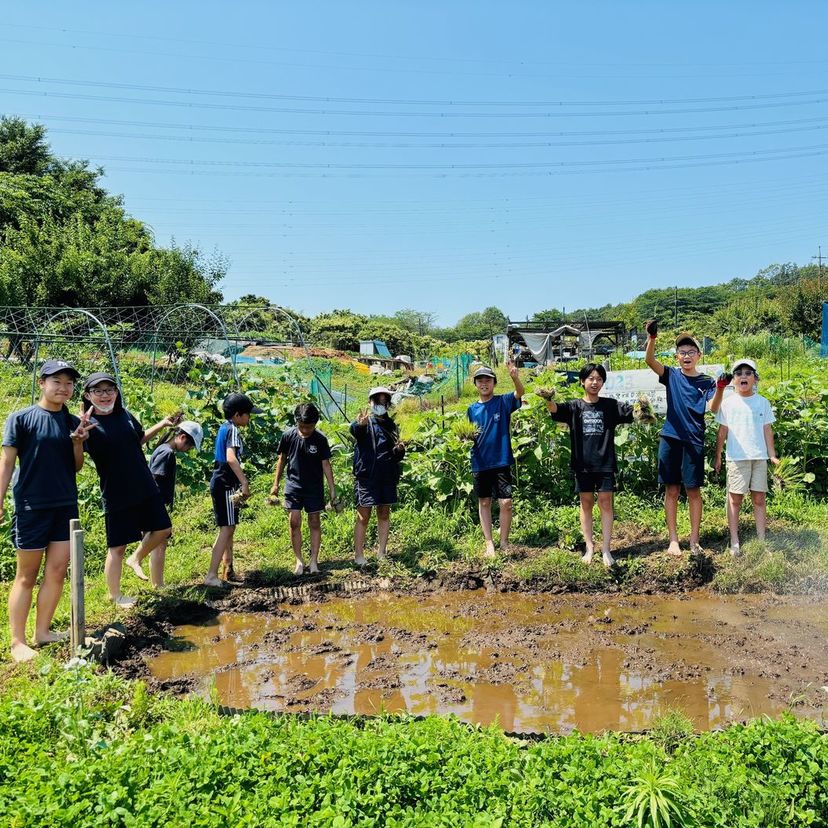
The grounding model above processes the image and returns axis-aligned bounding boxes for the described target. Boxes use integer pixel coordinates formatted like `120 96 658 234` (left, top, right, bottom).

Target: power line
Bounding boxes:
6 84 828 118
7 72 828 108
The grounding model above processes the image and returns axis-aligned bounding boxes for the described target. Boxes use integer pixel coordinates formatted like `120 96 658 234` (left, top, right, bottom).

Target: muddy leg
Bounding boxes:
498 498 513 552
289 509 305 574
579 492 595 562
105 545 134 605
664 484 682 554
597 491 615 566
8 549 43 662
34 541 69 643
376 505 391 558
687 487 702 548
727 491 743 550
149 539 167 588
751 490 767 541
206 526 234 585
308 511 322 573
354 506 372 566
478 498 496 558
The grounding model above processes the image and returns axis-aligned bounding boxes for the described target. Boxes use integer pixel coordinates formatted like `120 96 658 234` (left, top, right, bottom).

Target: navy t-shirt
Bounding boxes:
550 397 634 472
149 442 177 506
85 409 158 512
211 420 244 489
467 392 522 473
659 367 716 448
350 416 402 482
277 427 331 496
2 405 80 510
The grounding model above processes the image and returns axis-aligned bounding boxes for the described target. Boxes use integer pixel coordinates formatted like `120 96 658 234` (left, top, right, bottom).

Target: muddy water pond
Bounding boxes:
148 590 828 734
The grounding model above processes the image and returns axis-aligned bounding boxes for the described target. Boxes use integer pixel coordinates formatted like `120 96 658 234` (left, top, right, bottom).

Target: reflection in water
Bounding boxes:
148 591 827 734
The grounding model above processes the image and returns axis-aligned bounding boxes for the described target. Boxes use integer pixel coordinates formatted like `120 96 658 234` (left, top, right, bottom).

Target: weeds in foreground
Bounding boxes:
621 762 694 827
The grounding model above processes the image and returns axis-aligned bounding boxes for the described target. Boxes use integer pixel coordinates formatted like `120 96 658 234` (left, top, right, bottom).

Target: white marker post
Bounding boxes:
69 518 85 652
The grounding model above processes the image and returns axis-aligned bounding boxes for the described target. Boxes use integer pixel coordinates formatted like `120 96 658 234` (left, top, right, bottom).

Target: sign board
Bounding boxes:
599 365 724 414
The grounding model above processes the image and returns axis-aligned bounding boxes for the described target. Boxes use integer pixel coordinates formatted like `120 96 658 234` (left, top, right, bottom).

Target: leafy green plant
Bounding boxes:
621 762 694 827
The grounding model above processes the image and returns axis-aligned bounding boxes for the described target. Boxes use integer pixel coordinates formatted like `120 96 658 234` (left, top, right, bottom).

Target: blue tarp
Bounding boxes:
374 340 392 358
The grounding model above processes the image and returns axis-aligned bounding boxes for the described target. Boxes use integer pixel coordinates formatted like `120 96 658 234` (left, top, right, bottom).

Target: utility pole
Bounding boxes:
812 245 824 292
674 286 678 328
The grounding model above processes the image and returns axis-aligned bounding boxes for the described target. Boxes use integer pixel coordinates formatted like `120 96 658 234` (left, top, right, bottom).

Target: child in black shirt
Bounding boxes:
127 421 203 588
270 403 336 575
539 363 643 567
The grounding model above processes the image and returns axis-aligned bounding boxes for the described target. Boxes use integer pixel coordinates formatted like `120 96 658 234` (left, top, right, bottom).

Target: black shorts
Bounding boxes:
658 436 705 489
355 478 398 507
12 504 79 551
105 494 171 549
573 472 616 493
473 466 514 500
211 484 241 527
284 488 325 513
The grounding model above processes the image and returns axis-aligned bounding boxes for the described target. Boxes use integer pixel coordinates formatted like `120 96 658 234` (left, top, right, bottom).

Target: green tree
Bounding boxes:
0 117 50 175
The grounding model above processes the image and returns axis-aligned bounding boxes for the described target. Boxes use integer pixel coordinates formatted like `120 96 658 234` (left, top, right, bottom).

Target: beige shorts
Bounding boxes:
726 459 768 495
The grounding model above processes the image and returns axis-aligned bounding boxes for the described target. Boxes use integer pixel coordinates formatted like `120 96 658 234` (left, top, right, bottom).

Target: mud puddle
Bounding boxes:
147 590 828 734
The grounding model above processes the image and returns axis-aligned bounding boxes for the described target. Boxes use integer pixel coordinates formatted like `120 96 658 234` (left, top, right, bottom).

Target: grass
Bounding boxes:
1 663 826 827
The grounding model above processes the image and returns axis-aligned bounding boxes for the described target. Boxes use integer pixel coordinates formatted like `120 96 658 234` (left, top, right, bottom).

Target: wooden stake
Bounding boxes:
69 519 85 652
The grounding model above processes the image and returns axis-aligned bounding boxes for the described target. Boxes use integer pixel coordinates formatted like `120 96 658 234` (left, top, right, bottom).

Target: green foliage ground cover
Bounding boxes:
1 664 826 827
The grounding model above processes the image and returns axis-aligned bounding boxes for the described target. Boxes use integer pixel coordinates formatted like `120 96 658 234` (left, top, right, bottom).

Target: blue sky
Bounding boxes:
3 2 828 324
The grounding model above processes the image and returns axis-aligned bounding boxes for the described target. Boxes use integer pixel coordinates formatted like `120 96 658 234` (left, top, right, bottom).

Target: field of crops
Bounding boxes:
1 349 827 826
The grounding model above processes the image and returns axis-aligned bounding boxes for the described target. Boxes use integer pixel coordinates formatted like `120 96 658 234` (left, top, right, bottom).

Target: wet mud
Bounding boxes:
145 590 828 734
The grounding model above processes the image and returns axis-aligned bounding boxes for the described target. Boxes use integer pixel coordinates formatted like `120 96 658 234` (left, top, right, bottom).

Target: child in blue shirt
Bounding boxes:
467 363 524 557
205 393 261 586
644 322 726 556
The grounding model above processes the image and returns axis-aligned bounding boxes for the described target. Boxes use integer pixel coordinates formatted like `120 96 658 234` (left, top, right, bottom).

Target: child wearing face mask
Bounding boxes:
82 372 180 608
714 359 779 556
350 387 405 566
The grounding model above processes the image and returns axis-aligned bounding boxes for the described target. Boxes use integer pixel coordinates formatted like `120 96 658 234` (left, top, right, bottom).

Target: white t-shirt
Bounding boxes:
715 392 775 461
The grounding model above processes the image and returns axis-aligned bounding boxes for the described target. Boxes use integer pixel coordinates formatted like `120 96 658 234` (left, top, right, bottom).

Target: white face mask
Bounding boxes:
371 404 387 416
92 401 116 415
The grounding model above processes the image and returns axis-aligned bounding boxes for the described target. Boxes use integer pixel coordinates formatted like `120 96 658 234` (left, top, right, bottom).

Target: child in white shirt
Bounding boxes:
714 359 779 556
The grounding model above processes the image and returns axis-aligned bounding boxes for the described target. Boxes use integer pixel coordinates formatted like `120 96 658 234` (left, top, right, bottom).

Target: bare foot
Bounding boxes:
354 553 366 567
113 594 137 608
309 563 320 575
35 630 68 645
294 560 305 576
483 543 497 559
581 549 594 564
499 544 510 555
126 556 149 581
690 542 704 557
11 641 37 663
602 551 615 568
667 541 682 556
730 544 741 558
203 575 226 589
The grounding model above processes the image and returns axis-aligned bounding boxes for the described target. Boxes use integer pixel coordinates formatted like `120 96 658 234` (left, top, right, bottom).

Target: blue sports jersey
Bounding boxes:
467 392 521 473
659 367 716 448
212 420 243 489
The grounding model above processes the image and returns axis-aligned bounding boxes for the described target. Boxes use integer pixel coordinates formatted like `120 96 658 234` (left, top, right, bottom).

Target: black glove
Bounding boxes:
644 319 658 338
716 372 733 389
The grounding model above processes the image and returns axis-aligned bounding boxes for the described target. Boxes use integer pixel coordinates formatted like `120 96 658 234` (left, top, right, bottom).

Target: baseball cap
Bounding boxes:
177 420 203 451
731 358 757 373
83 371 118 390
472 366 497 381
368 386 392 400
40 359 80 379
222 392 263 418
675 333 702 352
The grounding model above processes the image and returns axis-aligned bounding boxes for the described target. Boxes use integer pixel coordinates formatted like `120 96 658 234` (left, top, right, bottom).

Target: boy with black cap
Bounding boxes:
644 322 727 556
714 359 779 555
1 360 95 661
205 392 261 587
270 402 337 575
467 362 524 557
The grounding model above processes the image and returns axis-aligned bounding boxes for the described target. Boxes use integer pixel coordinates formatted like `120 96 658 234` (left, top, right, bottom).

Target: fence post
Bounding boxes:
343 384 348 420
69 518 85 652
441 394 445 431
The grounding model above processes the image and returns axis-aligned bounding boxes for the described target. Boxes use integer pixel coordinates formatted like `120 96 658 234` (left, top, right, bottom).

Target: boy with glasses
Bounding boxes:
713 359 779 556
644 322 727 556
